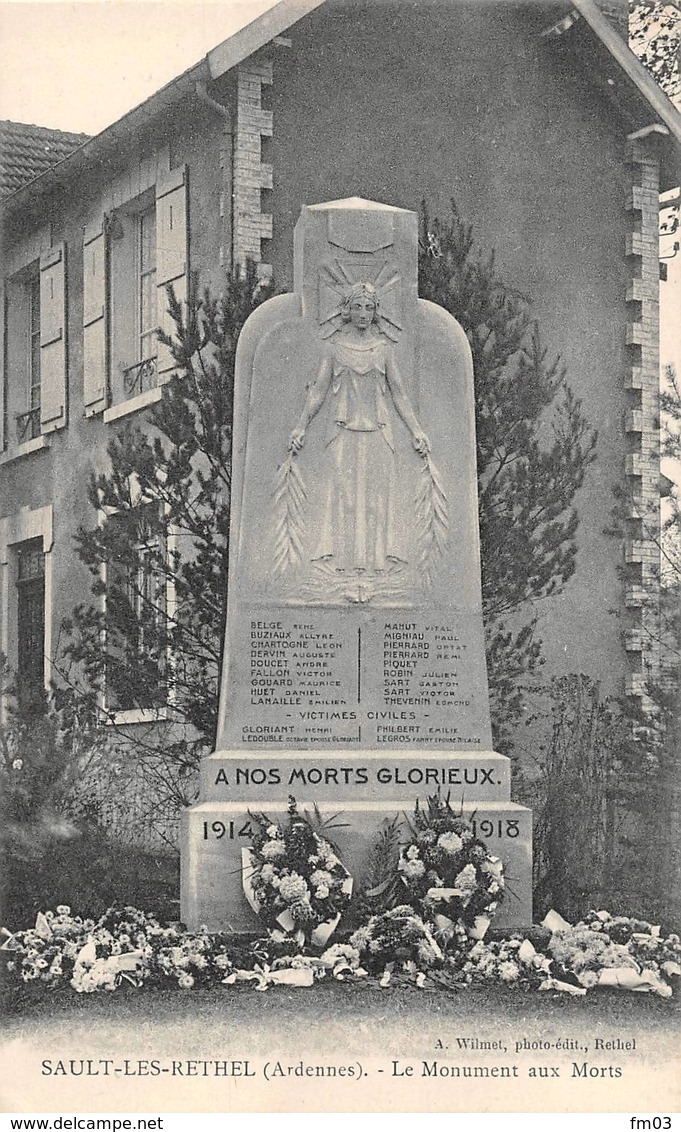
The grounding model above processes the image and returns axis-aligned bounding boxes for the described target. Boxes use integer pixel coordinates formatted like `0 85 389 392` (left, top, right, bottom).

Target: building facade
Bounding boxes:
1 0 679 763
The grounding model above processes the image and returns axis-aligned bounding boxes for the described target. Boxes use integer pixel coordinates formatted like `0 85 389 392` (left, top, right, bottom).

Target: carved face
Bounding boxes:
349 295 377 330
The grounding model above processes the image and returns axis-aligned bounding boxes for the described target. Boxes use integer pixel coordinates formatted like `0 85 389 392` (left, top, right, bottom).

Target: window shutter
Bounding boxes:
83 221 107 416
156 166 188 377
39 243 67 432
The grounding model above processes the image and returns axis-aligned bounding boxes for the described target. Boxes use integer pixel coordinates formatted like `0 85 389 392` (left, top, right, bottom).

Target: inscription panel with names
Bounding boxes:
222 604 493 751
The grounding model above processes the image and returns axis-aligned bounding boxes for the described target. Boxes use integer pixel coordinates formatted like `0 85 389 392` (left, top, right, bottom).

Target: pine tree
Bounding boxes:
56 264 273 814
418 204 598 746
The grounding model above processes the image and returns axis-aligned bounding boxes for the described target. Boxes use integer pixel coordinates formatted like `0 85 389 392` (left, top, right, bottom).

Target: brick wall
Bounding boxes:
624 138 662 701
233 58 273 277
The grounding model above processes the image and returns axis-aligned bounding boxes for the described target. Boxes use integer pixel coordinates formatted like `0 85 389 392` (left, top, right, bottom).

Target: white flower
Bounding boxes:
279 873 310 902
399 857 426 880
260 864 275 882
406 845 420 861
349 926 371 950
577 970 599 988
177 972 195 989
12 758 23 770
498 960 520 983
56 905 71 916
318 841 340 867
321 944 360 968
437 832 463 855
266 824 280 839
310 869 333 888
315 884 330 899
261 840 286 859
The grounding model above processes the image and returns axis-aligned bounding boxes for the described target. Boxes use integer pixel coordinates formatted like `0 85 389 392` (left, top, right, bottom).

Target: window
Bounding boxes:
86 166 188 423
120 201 159 402
138 205 158 375
107 192 158 407
2 246 67 457
24 274 41 441
104 505 167 715
120 202 159 400
16 538 46 713
6 265 41 446
0 506 52 722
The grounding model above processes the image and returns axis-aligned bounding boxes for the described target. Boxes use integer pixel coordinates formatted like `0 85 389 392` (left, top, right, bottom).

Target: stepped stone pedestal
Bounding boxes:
181 197 532 931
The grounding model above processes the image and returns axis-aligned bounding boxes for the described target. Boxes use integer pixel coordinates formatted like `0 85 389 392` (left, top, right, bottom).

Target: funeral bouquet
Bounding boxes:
459 936 552 989
398 795 504 938
349 904 444 980
0 905 93 989
583 910 681 977
541 909 681 996
242 797 353 946
1 904 238 992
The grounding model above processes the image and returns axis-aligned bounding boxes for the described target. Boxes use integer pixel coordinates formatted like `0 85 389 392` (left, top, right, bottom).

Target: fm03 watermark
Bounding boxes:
629 1120 674 1130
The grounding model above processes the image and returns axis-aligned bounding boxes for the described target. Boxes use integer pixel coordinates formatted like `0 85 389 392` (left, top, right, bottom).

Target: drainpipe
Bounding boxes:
195 81 232 124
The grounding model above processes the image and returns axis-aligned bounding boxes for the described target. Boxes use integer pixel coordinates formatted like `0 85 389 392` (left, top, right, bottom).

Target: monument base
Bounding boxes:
181 796 532 934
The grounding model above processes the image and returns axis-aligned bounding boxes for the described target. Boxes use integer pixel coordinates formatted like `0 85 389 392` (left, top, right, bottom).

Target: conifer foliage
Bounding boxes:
58 264 273 782
418 205 598 743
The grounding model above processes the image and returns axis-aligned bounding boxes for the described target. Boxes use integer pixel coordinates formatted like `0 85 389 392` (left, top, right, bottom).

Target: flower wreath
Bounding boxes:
243 797 353 946
398 795 504 938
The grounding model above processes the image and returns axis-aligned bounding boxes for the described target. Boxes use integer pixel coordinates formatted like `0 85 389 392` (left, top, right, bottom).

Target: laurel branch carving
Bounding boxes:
272 453 307 575
415 454 449 587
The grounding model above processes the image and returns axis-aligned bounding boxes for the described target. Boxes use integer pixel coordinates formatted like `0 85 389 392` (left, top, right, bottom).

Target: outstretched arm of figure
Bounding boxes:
289 354 333 453
385 353 430 455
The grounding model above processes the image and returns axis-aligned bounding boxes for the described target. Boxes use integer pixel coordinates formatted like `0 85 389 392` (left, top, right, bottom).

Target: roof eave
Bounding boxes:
1 0 325 215
571 0 681 147
3 0 680 218
207 0 326 79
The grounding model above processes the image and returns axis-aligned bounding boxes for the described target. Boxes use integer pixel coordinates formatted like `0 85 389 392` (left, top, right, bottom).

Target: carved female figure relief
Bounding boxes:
273 282 447 604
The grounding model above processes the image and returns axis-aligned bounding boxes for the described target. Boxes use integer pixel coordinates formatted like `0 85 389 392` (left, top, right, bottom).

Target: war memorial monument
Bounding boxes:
181 197 532 931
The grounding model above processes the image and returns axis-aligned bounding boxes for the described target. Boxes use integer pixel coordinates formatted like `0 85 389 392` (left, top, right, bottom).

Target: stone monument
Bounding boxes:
181 197 532 931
